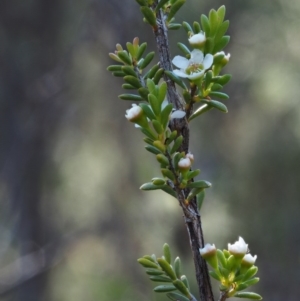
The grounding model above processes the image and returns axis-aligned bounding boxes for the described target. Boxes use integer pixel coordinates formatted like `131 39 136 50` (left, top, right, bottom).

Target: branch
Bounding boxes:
151 4 214 301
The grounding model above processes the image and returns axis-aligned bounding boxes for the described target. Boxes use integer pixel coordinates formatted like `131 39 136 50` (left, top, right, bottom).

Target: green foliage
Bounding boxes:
138 244 195 300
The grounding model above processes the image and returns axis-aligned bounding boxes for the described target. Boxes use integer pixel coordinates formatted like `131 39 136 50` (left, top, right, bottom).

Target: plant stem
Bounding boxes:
218 291 228 301
151 4 214 301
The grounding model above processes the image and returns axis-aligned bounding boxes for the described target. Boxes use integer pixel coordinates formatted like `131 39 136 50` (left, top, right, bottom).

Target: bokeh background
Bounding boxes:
0 0 300 300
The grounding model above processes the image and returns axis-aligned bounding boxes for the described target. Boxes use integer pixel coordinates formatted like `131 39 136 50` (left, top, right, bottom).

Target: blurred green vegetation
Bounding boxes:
0 0 299 301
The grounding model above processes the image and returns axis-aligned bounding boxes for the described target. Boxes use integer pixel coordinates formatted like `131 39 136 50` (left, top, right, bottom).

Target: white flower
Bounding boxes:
199 243 216 257
125 104 142 121
228 236 248 256
178 158 191 170
242 253 257 265
185 153 194 163
172 49 213 80
215 51 231 65
189 32 206 47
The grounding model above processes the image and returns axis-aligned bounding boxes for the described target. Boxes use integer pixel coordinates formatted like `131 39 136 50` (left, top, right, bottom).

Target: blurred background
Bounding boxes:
0 0 299 300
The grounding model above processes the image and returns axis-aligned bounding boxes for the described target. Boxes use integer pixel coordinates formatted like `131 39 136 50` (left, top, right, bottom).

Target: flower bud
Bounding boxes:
242 253 257 266
178 158 191 171
188 32 206 50
185 152 194 163
228 236 248 257
199 244 218 269
125 104 149 128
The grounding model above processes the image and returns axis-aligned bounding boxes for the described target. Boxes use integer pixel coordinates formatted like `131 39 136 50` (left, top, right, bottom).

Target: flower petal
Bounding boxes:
173 69 189 78
172 55 189 69
190 49 204 64
171 110 186 119
203 54 213 70
188 70 204 80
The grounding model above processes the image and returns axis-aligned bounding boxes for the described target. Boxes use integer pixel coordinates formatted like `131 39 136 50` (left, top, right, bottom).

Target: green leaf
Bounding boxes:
109 52 123 63
204 70 213 89
122 66 137 77
112 71 126 77
217 5 226 24
153 68 164 84
243 266 258 281
117 50 132 65
182 21 193 34
167 292 190 301
138 258 159 269
138 51 155 69
138 87 149 100
161 168 176 181
160 103 173 129
124 75 142 88
135 0 147 5
165 70 187 90
126 42 135 58
186 169 200 180
107 65 123 72
122 84 136 90
217 74 232 85
215 20 230 42
119 94 143 101
147 78 157 94
187 180 211 189
193 21 201 33
145 145 162 155
211 83 223 91
209 9 219 36
196 190 205 211
156 153 169 166
136 42 147 61
172 279 190 297
174 257 181 278
140 182 171 191
188 104 213 121
155 0 170 12
152 120 163 134
167 0 186 23
217 249 227 268
154 285 177 293
177 42 191 57
152 177 166 185
168 23 182 30
149 94 161 116
234 292 262 300
157 258 177 280
150 275 172 282
144 64 160 79
241 277 260 288
209 270 222 281
180 275 190 290
146 268 164 276
140 6 157 27
200 14 210 36
161 186 177 198
163 243 172 264
213 35 230 53
208 91 229 99
170 135 183 154
203 99 228 113
158 82 167 104
140 128 157 140
140 103 156 120
204 37 214 54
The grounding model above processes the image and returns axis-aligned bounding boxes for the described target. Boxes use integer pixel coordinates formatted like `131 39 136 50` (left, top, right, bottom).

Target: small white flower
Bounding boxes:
178 158 191 170
189 32 206 47
125 104 142 121
228 236 248 256
172 49 213 80
199 243 216 257
242 253 257 265
215 51 231 64
185 153 194 163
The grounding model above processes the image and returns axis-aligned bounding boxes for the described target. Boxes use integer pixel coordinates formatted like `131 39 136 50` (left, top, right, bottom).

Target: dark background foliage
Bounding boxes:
0 0 299 300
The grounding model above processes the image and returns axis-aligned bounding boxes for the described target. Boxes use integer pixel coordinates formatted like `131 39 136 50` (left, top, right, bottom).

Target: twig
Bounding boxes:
151 4 214 301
